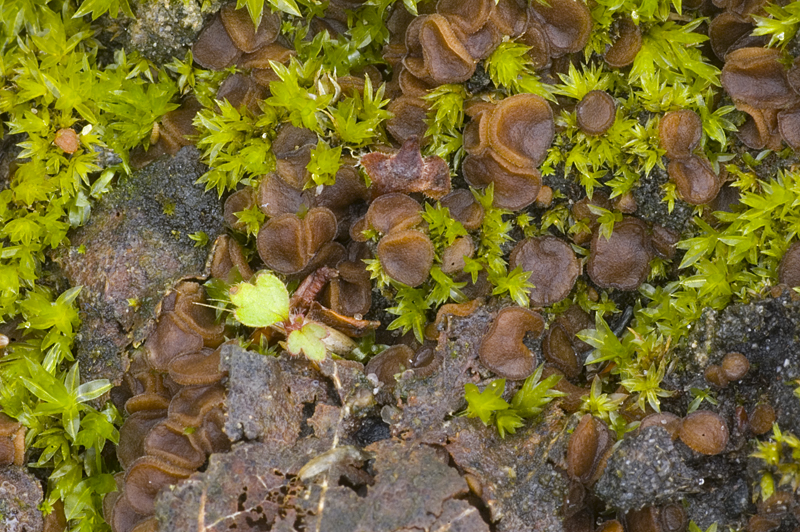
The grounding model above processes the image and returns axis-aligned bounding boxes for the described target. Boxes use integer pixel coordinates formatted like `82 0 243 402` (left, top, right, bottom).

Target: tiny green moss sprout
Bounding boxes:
307 140 343 187
687 387 718 414
484 42 554 99
74 0 134 20
423 83 466 164
688 521 718 532
752 424 800 496
421 202 468 255
753 1 800 48
463 365 565 438
580 375 627 423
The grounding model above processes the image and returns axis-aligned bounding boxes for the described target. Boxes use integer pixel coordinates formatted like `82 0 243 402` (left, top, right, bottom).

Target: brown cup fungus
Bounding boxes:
110 283 230 532
604 18 642 68
721 351 749 381
377 229 435 287
54 128 80 154
528 0 592 57
679 410 729 455
256 207 338 275
722 48 797 110
273 125 317 189
219 4 281 53
749 404 776 435
566 414 614 486
386 96 430 145
575 91 616 136
419 15 476 84
778 241 800 287
365 344 416 387
441 236 475 274
479 307 545 380
509 236 579 307
778 106 800 150
667 155 721 206
462 150 542 211
659 109 702 160
488 94 554 168
440 189 484 230
0 412 25 466
192 13 241 70
366 192 424 234
223 187 256 232
587 217 653 291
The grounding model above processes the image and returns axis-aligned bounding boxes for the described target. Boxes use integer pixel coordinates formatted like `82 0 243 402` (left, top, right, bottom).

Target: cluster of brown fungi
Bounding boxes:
106 282 230 532
80 0 800 530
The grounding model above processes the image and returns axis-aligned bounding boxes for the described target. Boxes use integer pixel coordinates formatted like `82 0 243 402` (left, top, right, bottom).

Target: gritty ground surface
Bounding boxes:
54 147 223 385
0 466 44 532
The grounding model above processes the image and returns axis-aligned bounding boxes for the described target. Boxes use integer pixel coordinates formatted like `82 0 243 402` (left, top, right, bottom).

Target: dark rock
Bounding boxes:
594 425 701 512
0 465 44 532
54 146 223 385
390 305 495 441
126 0 223 65
445 407 572 532
154 438 489 532
220 344 307 444
300 439 489 532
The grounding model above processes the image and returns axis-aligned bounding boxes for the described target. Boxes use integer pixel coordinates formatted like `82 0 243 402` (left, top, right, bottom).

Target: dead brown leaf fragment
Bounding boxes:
361 136 451 199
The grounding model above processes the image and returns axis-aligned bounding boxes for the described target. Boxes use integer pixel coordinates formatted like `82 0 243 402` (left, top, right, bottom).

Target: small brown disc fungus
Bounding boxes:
54 128 80 154
604 18 641 68
667 155 721 206
722 47 796 110
223 187 255 232
567 414 598 482
679 410 729 455
273 125 317 189
211 235 254 283
441 236 475 274
256 207 338 275
528 0 592 56
749 404 776 435
219 4 281 53
386 96 430 145
659 109 702 160
587 216 652 291
479 307 545 380
721 352 749 382
124 456 193 515
660 504 688 532
256 172 312 219
542 324 581 378
709 13 758 61
143 419 206 470
323 261 373 318
488 93 554 168
365 193 424 234
576 91 616 136
639 412 682 439
489 0 529 38
0 412 25 466
365 344 415 387
509 236 579 307
441 189 484 230
462 150 542 211
192 14 242 70
377 229 435 287
566 413 614 485
436 0 494 36
778 106 800 150
779 241 800 287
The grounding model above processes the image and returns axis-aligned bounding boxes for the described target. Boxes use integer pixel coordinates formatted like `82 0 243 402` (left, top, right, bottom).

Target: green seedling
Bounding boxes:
229 270 356 361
